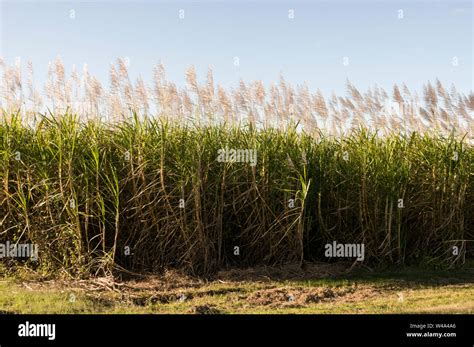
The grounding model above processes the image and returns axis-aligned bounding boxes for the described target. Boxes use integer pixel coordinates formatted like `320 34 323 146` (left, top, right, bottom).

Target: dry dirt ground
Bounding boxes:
0 262 473 314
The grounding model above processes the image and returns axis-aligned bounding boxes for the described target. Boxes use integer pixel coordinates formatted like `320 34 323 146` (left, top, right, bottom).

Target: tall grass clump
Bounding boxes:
1 112 472 276
0 56 472 276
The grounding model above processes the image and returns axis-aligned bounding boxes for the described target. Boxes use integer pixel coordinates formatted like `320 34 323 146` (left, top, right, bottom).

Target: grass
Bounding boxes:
0 113 473 276
1 58 472 315
0 264 472 314
2 57 473 139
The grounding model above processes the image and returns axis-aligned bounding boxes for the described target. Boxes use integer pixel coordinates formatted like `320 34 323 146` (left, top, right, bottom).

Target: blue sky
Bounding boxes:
0 0 472 96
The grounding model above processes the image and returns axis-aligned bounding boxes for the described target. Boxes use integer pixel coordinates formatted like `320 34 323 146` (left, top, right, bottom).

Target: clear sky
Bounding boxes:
0 0 472 96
